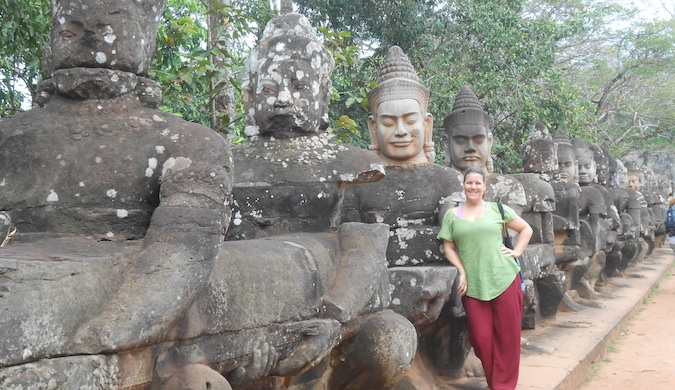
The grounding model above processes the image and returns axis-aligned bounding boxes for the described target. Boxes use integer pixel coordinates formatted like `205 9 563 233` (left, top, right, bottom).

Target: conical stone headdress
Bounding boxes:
443 85 491 131
572 136 593 161
367 46 430 115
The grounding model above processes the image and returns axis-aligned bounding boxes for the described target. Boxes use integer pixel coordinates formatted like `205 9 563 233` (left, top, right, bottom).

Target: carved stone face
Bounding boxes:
577 157 596 185
447 124 492 172
613 160 628 189
253 59 328 135
369 99 431 165
557 149 576 183
249 56 329 137
49 1 159 75
627 174 641 191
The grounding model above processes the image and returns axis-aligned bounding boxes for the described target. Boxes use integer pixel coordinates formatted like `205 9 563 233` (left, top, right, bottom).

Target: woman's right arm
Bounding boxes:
443 240 468 296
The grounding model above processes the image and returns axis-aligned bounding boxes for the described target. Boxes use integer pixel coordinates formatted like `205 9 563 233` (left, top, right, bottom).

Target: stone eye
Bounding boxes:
60 30 77 38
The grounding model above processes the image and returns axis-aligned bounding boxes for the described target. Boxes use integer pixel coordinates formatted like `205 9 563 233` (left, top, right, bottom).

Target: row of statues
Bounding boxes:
1 2 672 389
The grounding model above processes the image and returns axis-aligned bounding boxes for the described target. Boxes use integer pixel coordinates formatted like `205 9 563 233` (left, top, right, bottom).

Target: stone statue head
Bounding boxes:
553 130 576 183
521 121 557 175
625 162 643 191
366 46 433 165
572 136 596 186
591 144 609 187
443 86 492 173
242 13 334 138
611 158 629 189
44 0 166 77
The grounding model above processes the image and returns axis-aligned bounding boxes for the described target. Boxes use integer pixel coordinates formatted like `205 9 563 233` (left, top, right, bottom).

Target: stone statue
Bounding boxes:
442 86 526 213
1 4 415 389
625 162 652 257
606 157 640 276
572 136 610 300
549 130 596 310
0 0 235 386
341 45 468 385
515 122 565 320
442 87 558 331
219 13 416 389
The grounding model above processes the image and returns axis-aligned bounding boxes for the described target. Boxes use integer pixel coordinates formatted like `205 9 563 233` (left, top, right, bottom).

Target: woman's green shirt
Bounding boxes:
437 202 520 301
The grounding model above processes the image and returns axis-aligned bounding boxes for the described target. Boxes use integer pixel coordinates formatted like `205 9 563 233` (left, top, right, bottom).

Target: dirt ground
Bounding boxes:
580 257 675 390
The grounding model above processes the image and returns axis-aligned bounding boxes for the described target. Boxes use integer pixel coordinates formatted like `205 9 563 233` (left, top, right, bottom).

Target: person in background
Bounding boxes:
666 196 675 254
437 165 533 390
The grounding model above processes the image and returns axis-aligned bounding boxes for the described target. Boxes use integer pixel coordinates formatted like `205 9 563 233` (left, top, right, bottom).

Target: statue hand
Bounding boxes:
412 276 451 326
227 341 278 387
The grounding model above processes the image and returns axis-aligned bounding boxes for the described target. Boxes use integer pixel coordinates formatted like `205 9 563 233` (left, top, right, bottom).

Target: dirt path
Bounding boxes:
580 258 675 389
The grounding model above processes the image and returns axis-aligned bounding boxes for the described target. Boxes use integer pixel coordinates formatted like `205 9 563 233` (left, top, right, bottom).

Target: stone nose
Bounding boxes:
275 89 292 106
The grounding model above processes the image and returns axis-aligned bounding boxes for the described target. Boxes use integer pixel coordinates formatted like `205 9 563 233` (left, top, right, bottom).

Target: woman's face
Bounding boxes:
463 172 485 201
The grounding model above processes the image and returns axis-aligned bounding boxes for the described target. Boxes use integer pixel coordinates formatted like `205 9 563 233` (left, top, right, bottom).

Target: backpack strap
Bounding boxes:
497 201 508 240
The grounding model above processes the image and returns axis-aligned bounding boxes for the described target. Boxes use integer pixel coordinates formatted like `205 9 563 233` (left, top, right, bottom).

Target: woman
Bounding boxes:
437 166 533 390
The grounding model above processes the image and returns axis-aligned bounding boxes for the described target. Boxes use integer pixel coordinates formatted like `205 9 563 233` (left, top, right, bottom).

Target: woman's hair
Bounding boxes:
463 166 487 183
668 196 675 207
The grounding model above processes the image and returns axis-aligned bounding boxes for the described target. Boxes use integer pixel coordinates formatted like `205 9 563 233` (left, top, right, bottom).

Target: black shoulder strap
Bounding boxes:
497 200 505 220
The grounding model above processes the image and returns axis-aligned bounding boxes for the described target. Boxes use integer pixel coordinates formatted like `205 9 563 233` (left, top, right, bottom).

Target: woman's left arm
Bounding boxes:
505 216 533 258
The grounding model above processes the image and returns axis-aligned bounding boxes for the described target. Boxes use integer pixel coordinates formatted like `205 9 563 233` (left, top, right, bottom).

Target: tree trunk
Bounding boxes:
208 0 236 135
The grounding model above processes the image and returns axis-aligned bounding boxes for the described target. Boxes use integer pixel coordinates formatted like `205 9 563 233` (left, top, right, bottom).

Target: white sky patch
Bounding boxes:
106 189 117 198
155 145 165 154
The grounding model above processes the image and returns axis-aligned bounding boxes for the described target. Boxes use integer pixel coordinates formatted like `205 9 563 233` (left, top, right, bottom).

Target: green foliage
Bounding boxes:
150 0 269 140
1 0 672 167
0 0 50 117
317 26 376 147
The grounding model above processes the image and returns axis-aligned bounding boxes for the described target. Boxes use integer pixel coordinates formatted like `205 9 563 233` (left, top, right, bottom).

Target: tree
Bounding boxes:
296 0 598 171
0 0 50 117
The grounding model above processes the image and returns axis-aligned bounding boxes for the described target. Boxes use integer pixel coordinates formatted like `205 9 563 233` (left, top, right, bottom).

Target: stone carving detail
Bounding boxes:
0 0 236 387
1 4 417 390
343 46 467 386
442 87 558 330
223 15 417 389
1 2 673 389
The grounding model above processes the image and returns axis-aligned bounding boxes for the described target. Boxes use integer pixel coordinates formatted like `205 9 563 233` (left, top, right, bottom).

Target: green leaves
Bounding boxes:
0 0 49 116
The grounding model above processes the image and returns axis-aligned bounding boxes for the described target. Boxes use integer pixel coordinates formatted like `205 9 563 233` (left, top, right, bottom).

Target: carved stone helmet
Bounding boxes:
522 121 557 175
366 45 434 161
443 85 491 132
367 46 430 115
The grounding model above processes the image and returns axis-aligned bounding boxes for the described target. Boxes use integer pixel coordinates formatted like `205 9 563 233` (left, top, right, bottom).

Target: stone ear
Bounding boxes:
367 115 379 154
424 113 434 144
487 132 493 156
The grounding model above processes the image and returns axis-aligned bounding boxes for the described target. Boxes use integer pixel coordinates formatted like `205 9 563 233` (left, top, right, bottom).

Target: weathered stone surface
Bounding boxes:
226 133 384 241
0 236 137 367
343 164 464 267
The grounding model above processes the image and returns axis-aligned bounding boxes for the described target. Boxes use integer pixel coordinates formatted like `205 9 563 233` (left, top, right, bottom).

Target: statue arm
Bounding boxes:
70 132 233 353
